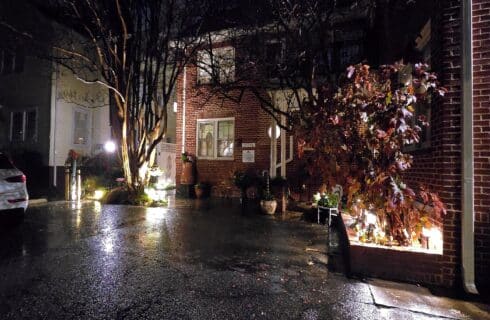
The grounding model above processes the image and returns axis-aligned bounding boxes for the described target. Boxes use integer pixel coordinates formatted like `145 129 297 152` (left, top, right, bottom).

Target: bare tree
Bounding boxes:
196 0 427 128
31 0 211 194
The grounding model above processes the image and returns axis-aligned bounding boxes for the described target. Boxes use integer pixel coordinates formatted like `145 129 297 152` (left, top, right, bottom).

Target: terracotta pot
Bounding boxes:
260 200 277 215
194 186 204 198
181 162 194 184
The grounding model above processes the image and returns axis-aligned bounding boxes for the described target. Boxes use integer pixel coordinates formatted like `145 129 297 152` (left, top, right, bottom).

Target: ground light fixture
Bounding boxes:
93 189 106 200
104 140 116 153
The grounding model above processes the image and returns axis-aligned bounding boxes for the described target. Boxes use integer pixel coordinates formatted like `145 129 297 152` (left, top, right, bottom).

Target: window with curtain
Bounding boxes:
197 118 234 159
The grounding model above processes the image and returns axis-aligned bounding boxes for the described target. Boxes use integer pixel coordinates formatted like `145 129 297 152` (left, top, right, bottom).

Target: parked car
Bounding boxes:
0 153 29 218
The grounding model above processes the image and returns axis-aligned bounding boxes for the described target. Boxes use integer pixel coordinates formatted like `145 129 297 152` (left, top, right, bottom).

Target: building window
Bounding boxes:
398 63 431 151
197 118 234 159
264 40 286 79
10 111 24 142
73 110 89 145
25 109 37 141
0 48 25 75
9 108 37 142
405 20 432 151
197 46 235 84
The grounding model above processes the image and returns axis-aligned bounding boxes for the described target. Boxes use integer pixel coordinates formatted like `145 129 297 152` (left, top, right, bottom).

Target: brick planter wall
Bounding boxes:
349 245 445 285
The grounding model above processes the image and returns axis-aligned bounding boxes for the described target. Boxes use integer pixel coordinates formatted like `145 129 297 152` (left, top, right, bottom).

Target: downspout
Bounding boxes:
280 113 286 178
461 0 478 295
49 63 58 187
181 65 187 151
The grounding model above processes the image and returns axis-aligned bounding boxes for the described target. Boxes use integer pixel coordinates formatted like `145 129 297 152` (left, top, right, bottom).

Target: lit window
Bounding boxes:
73 110 89 145
197 122 214 157
197 118 234 159
197 46 235 84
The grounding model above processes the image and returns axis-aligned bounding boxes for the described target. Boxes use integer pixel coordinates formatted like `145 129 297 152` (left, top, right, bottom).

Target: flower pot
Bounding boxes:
260 200 277 215
194 186 204 199
181 162 194 185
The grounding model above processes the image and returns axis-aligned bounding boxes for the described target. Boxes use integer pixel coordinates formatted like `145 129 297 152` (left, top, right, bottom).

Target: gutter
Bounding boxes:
461 0 478 295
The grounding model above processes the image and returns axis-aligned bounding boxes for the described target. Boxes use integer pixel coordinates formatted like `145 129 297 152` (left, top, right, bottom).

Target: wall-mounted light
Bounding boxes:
173 101 178 113
267 125 281 139
104 140 116 153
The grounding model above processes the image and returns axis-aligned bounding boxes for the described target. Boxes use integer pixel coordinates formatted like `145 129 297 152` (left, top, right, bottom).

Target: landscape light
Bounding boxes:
93 189 105 200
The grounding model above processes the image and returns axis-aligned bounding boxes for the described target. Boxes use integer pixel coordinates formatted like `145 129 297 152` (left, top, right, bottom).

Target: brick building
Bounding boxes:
429 0 489 295
369 0 489 295
174 0 490 294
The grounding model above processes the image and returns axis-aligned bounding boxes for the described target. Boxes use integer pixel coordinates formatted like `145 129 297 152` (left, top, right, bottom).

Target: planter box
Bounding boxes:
339 214 444 286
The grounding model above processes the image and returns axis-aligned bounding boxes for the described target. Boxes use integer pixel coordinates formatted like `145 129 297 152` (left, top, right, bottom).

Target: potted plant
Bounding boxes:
180 152 194 185
233 170 256 203
314 191 340 224
260 190 277 215
314 192 339 208
260 174 277 214
194 182 205 199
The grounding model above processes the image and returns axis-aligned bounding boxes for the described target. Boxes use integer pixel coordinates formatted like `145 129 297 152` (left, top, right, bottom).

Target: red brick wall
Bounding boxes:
404 0 490 292
472 0 490 294
175 64 274 192
404 0 463 288
349 245 445 285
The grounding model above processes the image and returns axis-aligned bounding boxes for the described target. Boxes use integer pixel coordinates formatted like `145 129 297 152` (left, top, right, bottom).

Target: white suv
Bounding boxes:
0 153 29 217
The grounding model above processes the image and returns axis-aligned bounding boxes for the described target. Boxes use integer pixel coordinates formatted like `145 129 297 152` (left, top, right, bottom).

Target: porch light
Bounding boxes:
267 125 281 139
104 140 116 153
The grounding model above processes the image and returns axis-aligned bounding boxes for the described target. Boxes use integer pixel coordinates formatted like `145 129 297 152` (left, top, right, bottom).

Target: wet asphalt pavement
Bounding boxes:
0 199 488 319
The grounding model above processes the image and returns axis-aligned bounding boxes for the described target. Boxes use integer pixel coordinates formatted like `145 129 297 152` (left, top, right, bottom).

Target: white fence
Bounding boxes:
156 142 176 186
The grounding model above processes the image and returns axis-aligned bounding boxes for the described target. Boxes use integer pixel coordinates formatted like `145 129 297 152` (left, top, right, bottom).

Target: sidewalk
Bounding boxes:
366 279 490 319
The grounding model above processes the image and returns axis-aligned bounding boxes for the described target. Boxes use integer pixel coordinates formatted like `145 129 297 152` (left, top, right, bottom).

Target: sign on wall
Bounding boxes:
242 143 255 148
242 149 255 163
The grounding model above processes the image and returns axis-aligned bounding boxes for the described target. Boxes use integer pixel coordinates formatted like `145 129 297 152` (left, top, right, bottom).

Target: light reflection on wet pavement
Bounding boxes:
0 199 488 319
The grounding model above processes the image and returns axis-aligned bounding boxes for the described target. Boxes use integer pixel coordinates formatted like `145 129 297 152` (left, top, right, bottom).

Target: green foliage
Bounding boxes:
148 198 168 207
270 176 288 188
80 152 123 198
181 152 192 163
132 189 152 206
262 191 275 201
194 182 204 189
104 187 129 204
82 176 105 195
316 192 339 208
232 170 259 191
261 173 275 201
